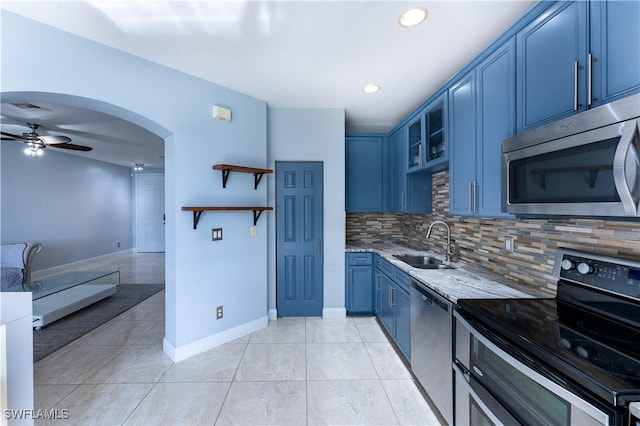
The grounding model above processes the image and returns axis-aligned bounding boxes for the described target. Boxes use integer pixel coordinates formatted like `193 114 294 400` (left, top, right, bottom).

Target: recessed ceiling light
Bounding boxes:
363 84 381 94
399 7 428 27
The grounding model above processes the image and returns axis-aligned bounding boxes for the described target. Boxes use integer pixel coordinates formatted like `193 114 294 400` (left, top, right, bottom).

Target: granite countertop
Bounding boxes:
347 243 549 303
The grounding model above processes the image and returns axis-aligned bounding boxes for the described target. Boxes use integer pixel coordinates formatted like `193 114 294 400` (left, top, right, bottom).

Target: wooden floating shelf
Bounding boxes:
182 206 273 229
212 164 273 189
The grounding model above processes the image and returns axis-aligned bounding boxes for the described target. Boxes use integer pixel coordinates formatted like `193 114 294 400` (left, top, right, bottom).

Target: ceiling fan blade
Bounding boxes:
41 135 72 144
49 142 92 152
1 131 27 140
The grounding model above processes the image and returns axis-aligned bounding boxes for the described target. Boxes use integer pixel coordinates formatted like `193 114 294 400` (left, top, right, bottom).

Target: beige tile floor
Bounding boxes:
34 252 443 425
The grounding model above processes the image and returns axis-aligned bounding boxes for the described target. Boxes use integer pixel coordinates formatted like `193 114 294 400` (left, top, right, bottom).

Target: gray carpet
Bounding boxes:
32 283 164 362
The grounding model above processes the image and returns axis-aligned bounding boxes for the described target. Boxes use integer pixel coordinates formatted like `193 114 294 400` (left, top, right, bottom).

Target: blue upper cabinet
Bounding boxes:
450 39 515 218
423 98 447 171
406 95 448 174
389 127 407 213
516 0 639 133
345 135 384 212
517 1 588 133
476 39 515 218
407 116 423 171
589 1 640 107
449 72 477 216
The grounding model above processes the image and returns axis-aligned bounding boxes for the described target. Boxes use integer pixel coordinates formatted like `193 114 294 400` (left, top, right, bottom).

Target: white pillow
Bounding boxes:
1 244 27 269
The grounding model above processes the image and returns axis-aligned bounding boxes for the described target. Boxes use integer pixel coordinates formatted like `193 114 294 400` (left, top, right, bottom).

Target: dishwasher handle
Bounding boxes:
412 280 449 312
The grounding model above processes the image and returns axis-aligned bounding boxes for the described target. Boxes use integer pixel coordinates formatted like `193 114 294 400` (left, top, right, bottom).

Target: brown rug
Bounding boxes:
32 283 164 362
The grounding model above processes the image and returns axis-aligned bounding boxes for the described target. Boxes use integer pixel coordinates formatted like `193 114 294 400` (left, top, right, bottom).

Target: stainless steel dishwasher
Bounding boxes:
410 279 453 426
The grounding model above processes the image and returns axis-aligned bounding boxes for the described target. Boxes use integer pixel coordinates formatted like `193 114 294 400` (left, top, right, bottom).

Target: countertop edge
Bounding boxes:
347 244 549 303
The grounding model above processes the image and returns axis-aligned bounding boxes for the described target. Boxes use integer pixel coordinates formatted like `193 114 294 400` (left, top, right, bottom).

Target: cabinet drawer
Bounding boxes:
394 269 412 293
375 256 395 278
346 252 373 265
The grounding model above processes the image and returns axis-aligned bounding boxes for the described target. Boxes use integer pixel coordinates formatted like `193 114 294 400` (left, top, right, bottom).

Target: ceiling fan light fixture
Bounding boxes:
23 142 44 157
399 7 428 27
134 163 144 171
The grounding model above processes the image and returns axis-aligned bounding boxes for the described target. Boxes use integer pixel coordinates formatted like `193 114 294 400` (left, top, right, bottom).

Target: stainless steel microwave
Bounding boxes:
502 94 640 217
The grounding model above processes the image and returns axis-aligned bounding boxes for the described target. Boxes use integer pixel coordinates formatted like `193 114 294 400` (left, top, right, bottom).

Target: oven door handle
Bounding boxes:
454 363 516 426
613 119 640 215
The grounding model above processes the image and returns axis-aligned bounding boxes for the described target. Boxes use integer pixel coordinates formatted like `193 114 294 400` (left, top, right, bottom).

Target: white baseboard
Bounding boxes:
322 307 346 319
31 249 135 280
268 309 277 320
163 315 268 363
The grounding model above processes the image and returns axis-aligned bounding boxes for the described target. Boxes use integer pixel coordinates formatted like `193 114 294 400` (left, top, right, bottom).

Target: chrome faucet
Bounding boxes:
426 220 455 262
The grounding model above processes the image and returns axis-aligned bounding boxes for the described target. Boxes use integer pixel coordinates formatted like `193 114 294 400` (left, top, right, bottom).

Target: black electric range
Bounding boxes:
456 248 640 417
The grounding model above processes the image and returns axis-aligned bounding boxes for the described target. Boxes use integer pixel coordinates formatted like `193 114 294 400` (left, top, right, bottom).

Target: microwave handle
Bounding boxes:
613 120 640 215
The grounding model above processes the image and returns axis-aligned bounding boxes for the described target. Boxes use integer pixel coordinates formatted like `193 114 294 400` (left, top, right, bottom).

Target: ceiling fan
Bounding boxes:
1 122 92 156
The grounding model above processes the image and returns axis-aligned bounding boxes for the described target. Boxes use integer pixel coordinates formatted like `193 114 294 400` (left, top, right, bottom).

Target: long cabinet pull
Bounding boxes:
401 192 406 212
350 269 354 286
573 61 579 111
317 240 322 258
390 287 395 307
473 181 478 213
468 181 473 213
587 53 593 107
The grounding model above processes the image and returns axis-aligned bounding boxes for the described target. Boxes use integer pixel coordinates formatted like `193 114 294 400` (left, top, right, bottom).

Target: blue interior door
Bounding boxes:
276 162 323 317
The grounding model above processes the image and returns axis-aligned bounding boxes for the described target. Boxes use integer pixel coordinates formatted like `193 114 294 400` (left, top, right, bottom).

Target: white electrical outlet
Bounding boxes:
250 226 257 237
504 236 515 253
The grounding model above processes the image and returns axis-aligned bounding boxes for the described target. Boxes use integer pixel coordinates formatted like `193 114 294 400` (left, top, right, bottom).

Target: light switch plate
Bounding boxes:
212 228 223 241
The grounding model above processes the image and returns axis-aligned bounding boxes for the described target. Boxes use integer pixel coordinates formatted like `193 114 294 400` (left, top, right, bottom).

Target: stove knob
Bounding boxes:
575 345 590 359
561 259 575 271
577 262 594 275
559 339 572 350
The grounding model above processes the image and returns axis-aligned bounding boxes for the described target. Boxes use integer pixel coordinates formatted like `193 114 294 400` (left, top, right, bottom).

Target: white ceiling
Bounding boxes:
0 0 536 169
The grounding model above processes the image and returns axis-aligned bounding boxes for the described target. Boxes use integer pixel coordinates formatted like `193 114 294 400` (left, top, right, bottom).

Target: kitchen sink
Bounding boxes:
393 254 453 270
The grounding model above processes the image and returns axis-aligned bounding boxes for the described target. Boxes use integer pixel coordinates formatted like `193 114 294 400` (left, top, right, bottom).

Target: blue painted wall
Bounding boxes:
1 11 269 358
1 142 133 270
267 108 346 318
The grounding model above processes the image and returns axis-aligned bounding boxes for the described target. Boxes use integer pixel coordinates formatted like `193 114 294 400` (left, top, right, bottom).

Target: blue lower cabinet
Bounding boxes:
379 272 395 334
374 270 383 317
374 255 411 362
394 284 411 360
345 253 373 314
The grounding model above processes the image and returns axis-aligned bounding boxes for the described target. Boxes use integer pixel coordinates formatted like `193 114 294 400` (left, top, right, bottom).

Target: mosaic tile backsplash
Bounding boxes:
346 171 640 294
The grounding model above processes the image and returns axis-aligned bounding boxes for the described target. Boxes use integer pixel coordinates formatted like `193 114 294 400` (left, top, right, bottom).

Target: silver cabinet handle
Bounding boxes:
473 180 478 213
613 120 640 215
390 287 395 307
574 61 579 111
587 53 593 107
350 269 354 286
418 144 423 166
317 240 322 258
468 181 473 213
376 275 380 291
401 192 406 212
